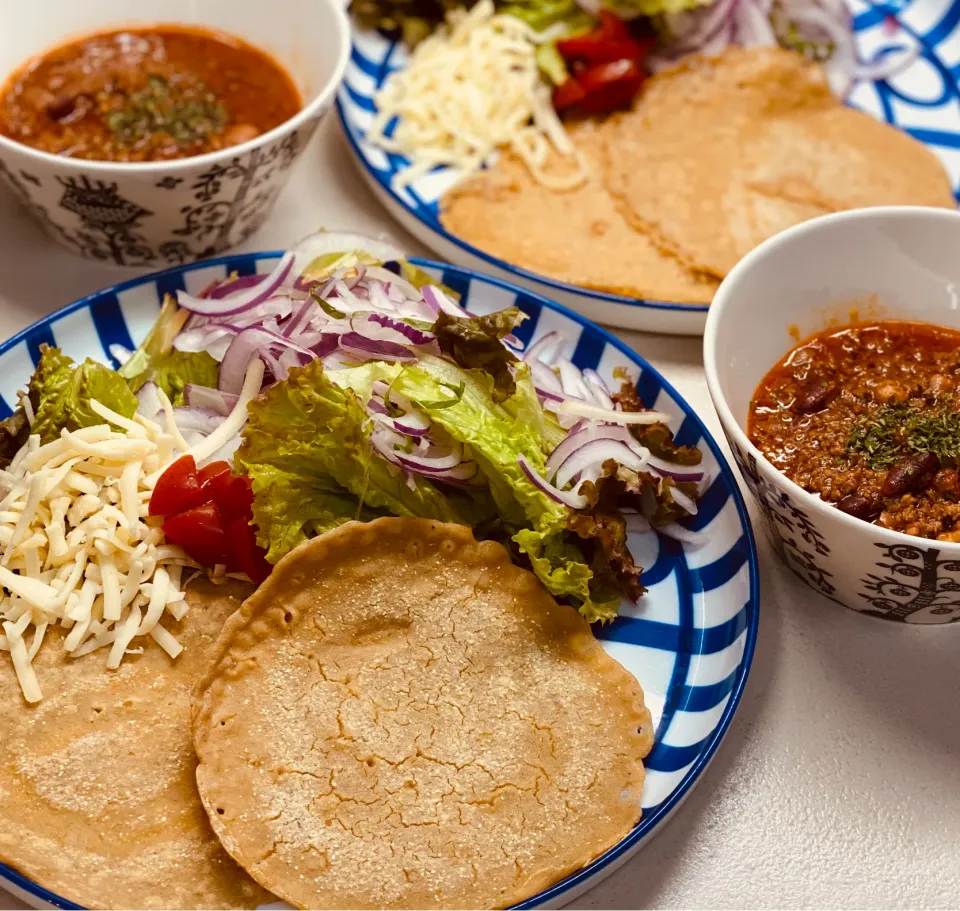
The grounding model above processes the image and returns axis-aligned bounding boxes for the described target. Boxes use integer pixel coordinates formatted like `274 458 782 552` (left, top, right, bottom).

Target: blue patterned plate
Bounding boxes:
337 0 960 336
0 255 758 910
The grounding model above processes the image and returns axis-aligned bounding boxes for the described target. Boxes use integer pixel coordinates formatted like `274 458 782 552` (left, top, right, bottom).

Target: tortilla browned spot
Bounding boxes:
440 119 719 304
192 518 654 910
602 47 957 278
0 579 273 910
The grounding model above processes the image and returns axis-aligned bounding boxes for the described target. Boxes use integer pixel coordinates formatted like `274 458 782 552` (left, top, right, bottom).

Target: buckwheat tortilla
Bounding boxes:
192 518 654 910
0 579 273 910
440 119 719 304
602 47 957 278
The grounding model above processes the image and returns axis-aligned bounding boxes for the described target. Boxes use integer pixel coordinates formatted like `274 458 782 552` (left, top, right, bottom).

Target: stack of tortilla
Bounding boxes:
0 520 655 910
441 47 956 304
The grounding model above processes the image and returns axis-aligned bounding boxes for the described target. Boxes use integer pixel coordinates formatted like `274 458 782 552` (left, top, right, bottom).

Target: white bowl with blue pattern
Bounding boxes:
337 0 960 336
706 206 960 624
0 254 759 909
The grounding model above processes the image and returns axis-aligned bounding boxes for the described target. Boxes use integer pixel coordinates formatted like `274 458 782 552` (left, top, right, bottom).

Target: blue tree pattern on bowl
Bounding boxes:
860 543 960 624
730 443 836 599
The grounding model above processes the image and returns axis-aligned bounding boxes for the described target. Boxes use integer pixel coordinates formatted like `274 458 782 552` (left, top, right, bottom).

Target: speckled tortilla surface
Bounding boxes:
440 119 719 304
0 578 273 910
602 47 957 278
192 518 654 910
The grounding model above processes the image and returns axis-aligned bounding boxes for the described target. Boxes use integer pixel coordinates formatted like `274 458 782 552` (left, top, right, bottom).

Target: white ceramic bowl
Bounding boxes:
705 206 960 625
0 0 350 266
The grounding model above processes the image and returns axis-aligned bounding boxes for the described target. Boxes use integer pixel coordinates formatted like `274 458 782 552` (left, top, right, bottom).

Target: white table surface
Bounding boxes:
0 117 959 911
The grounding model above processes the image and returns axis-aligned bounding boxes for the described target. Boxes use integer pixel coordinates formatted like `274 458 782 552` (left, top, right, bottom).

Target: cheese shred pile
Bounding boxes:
367 0 588 190
0 360 264 704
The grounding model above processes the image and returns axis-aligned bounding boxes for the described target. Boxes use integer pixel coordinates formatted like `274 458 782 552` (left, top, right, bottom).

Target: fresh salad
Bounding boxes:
0 232 707 674
357 0 915 116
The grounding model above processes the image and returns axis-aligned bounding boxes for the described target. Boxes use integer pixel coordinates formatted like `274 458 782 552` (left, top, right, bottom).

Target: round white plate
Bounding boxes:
0 254 758 909
337 0 960 335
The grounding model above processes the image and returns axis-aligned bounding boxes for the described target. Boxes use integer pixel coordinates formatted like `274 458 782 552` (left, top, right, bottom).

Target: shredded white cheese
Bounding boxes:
367 0 588 190
0 361 262 703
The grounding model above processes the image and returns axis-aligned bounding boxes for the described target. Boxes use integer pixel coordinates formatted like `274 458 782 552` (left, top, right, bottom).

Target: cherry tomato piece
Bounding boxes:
557 34 645 64
197 460 231 494
162 501 231 567
225 516 272 585
576 58 645 114
207 472 255 523
553 76 587 110
149 455 206 517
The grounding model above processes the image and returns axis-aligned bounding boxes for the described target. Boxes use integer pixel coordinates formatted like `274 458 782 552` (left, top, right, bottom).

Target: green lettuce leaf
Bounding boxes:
514 524 622 624
30 347 139 444
139 350 219 405
237 359 468 547
501 0 594 32
433 306 525 403
245 463 374 563
535 42 570 86
118 294 217 403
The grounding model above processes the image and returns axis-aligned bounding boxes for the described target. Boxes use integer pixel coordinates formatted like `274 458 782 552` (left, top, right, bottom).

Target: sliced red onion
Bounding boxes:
524 331 563 366
311 334 341 359
174 324 236 361
582 368 614 409
645 454 705 484
554 439 648 490
368 399 431 437
518 455 587 509
173 406 226 435
184 384 238 416
207 273 268 300
364 266 421 299
556 358 591 400
219 327 278 394
422 284 472 319
431 460 478 483
530 362 565 403
351 313 436 347
282 298 316 338
177 252 295 317
556 399 673 425
339 333 415 361
669 486 699 516
135 381 161 422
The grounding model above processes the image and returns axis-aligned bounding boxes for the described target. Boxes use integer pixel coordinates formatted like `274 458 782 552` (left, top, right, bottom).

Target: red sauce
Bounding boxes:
748 320 960 541
0 25 302 162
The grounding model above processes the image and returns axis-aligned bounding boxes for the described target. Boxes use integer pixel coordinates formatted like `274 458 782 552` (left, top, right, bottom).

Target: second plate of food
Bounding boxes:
0 246 757 909
337 0 960 335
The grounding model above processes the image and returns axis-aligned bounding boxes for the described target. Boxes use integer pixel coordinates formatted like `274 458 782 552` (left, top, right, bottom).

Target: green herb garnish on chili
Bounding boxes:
106 74 228 147
846 399 960 471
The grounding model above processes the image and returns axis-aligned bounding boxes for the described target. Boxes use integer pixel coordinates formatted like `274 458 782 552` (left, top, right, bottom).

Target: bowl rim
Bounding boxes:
0 0 352 175
704 205 960 554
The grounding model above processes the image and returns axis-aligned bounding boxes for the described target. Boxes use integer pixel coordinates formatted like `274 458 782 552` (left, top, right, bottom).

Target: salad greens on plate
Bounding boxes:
3 231 707 622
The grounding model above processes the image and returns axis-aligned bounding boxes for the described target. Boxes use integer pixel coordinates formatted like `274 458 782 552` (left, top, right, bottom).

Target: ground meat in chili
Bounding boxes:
0 26 301 162
748 320 960 541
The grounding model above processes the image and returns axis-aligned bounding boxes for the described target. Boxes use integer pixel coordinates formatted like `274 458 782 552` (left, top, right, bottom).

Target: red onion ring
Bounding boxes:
177 252 296 318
